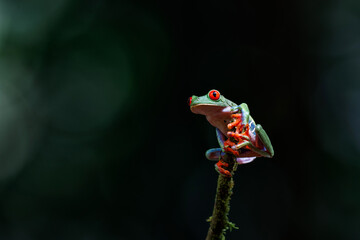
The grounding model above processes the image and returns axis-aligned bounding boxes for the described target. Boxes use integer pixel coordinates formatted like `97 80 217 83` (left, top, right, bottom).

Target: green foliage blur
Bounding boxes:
0 0 359 239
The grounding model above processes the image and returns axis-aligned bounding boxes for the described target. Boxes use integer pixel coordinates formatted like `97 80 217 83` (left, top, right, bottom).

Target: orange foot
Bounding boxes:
228 124 250 142
223 139 240 157
215 160 232 177
227 114 242 130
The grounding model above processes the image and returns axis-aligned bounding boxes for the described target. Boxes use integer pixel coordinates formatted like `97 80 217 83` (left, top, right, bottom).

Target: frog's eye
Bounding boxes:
188 97 192 106
209 90 220 100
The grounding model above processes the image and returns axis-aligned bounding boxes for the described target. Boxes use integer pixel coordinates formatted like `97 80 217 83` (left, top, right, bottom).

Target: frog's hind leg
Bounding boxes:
251 124 274 158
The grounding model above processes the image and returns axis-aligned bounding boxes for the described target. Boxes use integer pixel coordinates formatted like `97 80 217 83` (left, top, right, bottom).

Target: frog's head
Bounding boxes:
188 90 236 115
188 90 237 135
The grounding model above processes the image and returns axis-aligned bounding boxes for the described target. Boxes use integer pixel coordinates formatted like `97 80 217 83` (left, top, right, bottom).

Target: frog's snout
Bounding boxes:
188 95 197 106
188 97 192 106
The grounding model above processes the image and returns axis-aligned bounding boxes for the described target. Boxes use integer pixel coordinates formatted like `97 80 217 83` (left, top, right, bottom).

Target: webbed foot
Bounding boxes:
223 139 240 157
227 114 242 130
215 160 232 177
227 129 250 141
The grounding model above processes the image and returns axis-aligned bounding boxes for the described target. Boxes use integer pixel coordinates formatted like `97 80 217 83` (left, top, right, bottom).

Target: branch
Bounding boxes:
206 153 238 240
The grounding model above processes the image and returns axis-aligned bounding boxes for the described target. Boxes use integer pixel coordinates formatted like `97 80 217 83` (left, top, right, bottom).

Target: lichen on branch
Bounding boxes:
205 153 238 240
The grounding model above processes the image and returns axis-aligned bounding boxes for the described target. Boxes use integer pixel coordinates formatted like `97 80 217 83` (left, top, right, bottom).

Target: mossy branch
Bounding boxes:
205 153 238 240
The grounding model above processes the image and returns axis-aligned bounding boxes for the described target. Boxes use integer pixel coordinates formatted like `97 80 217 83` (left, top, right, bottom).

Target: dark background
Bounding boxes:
0 0 359 239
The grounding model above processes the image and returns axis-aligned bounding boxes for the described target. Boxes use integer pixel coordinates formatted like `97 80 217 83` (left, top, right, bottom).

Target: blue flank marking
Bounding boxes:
250 120 255 132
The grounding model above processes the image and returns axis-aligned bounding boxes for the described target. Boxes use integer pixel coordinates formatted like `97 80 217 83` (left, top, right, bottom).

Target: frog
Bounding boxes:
188 89 274 177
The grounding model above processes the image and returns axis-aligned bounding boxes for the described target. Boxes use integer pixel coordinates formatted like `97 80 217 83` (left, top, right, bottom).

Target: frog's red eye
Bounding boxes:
188 97 192 106
209 90 220 100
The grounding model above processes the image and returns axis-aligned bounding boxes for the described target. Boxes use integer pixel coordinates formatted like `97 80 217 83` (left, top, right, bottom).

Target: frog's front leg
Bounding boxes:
216 123 251 157
230 103 250 129
215 128 241 157
227 125 250 142
227 122 252 150
227 114 242 132
227 103 251 141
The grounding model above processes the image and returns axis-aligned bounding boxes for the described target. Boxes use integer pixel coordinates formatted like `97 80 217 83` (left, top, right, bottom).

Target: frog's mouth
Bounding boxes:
190 104 228 115
190 104 232 116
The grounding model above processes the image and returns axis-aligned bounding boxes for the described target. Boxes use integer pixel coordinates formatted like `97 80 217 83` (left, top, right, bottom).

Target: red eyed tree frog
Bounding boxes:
188 90 274 176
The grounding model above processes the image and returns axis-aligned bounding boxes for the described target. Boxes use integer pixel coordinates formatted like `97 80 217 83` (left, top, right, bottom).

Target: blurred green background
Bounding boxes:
0 0 359 239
